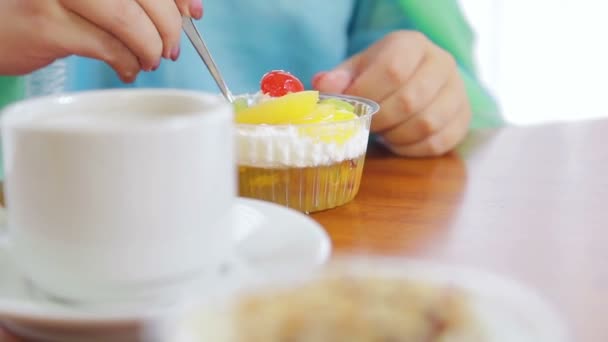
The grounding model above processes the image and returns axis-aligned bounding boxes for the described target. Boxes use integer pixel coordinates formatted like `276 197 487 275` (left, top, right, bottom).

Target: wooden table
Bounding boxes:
2 120 607 341
312 120 608 342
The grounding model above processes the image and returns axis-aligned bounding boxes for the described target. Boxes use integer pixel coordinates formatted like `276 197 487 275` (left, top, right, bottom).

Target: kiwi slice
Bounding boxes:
319 98 355 112
233 97 249 113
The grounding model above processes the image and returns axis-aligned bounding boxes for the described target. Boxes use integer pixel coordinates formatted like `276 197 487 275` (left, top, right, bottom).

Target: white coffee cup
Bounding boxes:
0 89 236 304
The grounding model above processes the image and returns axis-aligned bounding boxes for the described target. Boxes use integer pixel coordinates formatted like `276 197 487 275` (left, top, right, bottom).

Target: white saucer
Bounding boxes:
0 197 332 341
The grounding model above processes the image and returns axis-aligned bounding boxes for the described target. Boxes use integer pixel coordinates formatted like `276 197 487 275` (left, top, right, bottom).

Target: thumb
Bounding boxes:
312 53 364 94
312 70 352 94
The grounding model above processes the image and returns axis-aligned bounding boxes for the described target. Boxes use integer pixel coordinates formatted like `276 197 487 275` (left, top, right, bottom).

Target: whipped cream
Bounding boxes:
236 124 369 168
235 91 371 168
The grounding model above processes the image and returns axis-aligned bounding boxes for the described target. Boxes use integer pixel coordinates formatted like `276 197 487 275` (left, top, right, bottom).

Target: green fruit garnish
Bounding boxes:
319 98 355 112
233 98 249 113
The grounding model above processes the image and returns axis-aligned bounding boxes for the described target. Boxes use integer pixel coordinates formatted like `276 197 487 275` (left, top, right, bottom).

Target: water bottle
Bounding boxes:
25 59 68 98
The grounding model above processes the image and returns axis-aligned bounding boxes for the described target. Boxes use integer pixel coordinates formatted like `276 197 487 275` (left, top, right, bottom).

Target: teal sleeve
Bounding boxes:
0 76 24 109
347 0 503 128
459 66 503 128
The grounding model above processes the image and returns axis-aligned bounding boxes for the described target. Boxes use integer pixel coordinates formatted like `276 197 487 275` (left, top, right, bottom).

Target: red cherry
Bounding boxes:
260 70 305 97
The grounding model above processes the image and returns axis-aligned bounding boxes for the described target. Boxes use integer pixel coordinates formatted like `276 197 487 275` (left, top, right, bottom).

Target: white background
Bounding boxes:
460 0 608 125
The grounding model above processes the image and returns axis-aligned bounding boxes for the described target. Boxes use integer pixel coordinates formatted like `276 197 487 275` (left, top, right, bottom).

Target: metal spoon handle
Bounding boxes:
182 17 234 103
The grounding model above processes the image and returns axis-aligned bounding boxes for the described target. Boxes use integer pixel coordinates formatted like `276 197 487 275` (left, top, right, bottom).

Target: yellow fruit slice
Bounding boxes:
292 106 359 125
298 107 361 144
289 104 334 124
330 109 358 122
235 91 319 124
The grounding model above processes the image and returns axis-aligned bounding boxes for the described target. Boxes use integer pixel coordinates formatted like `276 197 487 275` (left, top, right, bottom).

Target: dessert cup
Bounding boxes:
235 94 379 213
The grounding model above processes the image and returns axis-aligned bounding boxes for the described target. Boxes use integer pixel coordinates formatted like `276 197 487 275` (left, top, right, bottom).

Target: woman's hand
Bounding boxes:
0 0 203 82
0 327 19 342
314 31 471 157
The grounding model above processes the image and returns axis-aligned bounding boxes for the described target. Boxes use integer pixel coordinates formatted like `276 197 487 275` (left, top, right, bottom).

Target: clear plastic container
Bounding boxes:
235 94 379 213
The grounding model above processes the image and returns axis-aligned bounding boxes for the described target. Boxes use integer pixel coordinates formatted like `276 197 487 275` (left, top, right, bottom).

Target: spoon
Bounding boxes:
182 17 235 103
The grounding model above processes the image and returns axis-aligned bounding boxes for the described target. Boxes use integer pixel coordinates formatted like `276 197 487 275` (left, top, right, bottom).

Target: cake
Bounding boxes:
234 71 378 213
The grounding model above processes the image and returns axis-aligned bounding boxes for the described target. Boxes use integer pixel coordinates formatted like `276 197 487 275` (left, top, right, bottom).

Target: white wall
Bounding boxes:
460 0 608 125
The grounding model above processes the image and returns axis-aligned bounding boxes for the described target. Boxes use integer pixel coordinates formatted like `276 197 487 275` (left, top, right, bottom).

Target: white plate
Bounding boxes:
336 258 572 342
0 197 331 341
167 257 571 342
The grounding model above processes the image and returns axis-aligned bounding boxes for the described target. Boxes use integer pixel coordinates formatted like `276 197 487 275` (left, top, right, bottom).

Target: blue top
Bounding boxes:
65 0 501 126
0 0 503 180
68 0 355 93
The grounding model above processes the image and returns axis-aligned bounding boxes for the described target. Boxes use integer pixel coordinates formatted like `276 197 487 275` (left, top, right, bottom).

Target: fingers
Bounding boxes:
345 33 428 102
137 0 183 60
386 106 471 157
0 328 20 342
312 48 369 93
0 0 139 79
60 0 163 70
372 49 455 133
376 67 459 140
313 69 353 94
382 85 467 149
137 0 204 60
344 51 423 102
313 29 472 158
175 0 204 19
57 9 141 82
1 0 194 80
313 31 433 104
